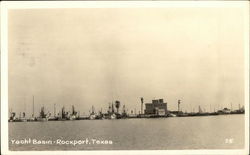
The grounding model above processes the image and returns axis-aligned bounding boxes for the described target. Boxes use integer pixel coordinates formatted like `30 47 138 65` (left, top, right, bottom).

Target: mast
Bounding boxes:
108 103 111 114
111 103 114 113
72 105 75 115
32 96 34 117
122 105 126 114
198 105 202 113
141 97 144 115
178 100 181 113
62 106 65 118
54 104 56 117
10 108 12 116
92 105 95 114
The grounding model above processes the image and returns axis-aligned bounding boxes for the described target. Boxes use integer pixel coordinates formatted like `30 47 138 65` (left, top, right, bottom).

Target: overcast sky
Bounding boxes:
8 7 246 116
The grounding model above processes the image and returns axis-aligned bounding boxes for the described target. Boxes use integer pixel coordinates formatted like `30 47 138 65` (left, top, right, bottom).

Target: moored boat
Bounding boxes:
36 106 49 121
89 106 97 120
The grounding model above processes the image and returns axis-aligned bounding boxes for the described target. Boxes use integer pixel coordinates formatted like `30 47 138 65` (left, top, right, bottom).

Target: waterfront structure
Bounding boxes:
144 99 167 116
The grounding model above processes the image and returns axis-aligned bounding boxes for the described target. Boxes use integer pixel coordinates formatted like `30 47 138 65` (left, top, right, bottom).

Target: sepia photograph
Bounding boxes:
1 2 249 155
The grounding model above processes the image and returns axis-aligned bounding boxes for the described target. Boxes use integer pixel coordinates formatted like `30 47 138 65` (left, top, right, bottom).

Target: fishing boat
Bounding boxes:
169 113 177 117
95 110 104 120
89 114 96 120
20 114 27 122
9 112 18 122
89 106 97 120
36 106 49 121
104 102 119 119
36 117 48 121
110 113 116 119
69 105 77 120
15 112 27 122
57 106 69 121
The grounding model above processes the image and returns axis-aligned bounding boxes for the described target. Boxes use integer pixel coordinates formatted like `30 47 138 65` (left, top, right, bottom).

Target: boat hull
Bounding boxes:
36 118 48 121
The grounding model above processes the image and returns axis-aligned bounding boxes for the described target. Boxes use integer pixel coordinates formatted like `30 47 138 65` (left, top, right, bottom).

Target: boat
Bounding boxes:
17 112 28 122
169 113 177 117
9 112 17 122
110 113 116 119
36 117 48 121
89 106 97 120
104 102 118 119
20 118 27 122
89 114 96 120
69 105 77 120
36 106 49 121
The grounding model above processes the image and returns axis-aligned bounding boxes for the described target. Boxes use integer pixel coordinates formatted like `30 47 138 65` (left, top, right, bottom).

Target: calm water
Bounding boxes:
9 114 244 150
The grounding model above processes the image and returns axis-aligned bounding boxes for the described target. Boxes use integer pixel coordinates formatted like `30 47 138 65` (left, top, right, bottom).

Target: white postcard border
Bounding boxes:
1 1 249 155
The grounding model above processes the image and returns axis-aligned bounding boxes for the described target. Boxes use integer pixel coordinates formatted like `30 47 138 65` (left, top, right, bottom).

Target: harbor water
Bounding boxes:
9 114 244 150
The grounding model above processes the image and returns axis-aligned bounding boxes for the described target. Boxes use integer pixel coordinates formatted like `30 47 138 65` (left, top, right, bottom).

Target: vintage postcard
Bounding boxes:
1 1 249 155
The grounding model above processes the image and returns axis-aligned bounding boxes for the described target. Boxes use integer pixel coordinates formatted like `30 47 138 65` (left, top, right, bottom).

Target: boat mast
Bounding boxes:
111 103 114 113
141 97 144 115
178 100 181 113
198 105 202 113
10 108 12 115
92 105 95 114
54 104 56 117
32 95 34 117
